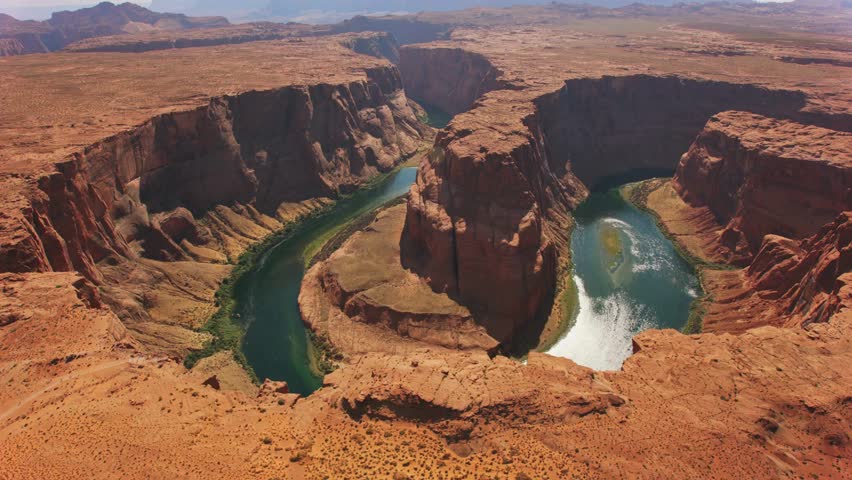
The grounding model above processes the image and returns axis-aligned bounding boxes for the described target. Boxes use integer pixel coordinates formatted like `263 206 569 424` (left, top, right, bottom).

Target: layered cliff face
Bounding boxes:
401 98 583 345
398 46 506 116
6 66 415 267
695 211 851 333
398 54 850 346
746 212 851 327
535 75 837 190
673 111 852 262
0 61 429 352
301 204 500 357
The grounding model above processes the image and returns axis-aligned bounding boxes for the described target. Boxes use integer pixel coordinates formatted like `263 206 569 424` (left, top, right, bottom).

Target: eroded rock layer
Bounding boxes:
301 204 499 356
673 111 852 263
401 99 583 345
3 66 425 275
0 35 430 353
697 211 852 333
535 75 842 190
398 46 506 115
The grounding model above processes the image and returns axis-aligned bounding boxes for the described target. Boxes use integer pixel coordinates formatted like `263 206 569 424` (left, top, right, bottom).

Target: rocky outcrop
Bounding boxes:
673 111 851 262
0 59 430 356
401 98 583 345
2 64 426 278
301 204 499 356
748 212 851 327
325 350 625 442
699 211 851 332
0 2 229 56
317 308 852 476
342 32 401 64
398 46 506 115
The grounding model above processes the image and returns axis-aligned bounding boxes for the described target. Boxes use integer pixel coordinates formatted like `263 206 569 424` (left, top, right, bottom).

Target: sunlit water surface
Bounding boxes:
546 189 701 370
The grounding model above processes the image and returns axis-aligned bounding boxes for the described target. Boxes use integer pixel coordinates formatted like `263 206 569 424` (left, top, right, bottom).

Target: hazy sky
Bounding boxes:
0 0 796 22
1 0 150 5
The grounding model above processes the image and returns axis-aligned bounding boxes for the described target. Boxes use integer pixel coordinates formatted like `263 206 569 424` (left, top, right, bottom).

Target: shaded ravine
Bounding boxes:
546 189 702 370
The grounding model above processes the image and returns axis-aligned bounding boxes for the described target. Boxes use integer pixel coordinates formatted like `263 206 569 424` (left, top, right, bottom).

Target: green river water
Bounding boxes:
239 167 418 395
545 189 701 369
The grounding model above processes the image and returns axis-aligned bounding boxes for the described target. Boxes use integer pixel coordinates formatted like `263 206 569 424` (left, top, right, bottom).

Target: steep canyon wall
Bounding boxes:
673 112 851 260
398 45 851 345
0 64 429 348
534 75 845 190
401 97 585 345
398 46 507 116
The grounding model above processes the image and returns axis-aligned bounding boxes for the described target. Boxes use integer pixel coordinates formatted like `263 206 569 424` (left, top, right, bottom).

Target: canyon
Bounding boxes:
0 32 429 356
1 1 851 479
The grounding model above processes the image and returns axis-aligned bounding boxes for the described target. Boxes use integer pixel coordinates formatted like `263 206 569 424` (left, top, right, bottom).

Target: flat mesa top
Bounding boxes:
709 111 852 167
0 36 387 174
418 20 852 108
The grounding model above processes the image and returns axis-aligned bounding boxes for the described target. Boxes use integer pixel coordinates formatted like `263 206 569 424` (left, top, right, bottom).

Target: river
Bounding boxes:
238 102 694 393
238 167 418 395
546 189 702 370
238 102 451 395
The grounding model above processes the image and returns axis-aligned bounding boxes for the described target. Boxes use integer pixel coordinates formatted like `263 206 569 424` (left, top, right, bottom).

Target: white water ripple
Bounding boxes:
601 217 674 274
546 275 653 371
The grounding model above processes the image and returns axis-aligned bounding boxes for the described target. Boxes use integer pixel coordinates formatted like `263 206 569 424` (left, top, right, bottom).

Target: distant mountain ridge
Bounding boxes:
148 0 754 22
0 2 229 56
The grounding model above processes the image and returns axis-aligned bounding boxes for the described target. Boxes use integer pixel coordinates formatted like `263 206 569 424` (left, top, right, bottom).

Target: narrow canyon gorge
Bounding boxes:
1 2 851 479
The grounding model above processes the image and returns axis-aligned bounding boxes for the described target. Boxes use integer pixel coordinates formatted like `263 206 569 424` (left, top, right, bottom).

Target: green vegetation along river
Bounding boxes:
546 188 702 370
239 168 418 395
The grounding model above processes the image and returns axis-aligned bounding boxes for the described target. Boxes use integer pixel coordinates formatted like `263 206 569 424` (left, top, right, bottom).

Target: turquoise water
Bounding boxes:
239 168 418 395
546 189 701 370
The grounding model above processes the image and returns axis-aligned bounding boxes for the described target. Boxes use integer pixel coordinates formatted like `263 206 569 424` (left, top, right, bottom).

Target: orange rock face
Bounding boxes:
2 65 426 279
399 46 505 115
0 34 430 355
699 211 851 333
673 112 852 263
401 108 580 345
395 17 851 345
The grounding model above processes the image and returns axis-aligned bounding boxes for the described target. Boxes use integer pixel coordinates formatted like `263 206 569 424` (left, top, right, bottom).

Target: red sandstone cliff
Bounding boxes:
535 75 850 190
395 45 850 345
401 97 584 345
749 212 851 326
673 111 852 264
0 61 429 352
700 211 851 333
